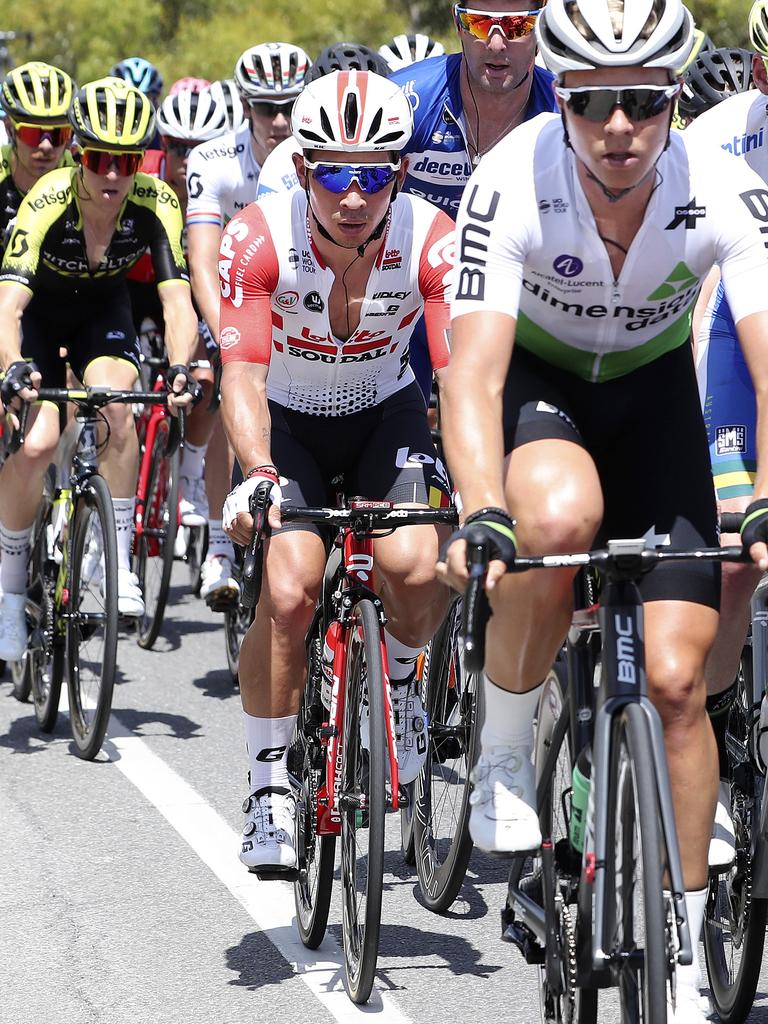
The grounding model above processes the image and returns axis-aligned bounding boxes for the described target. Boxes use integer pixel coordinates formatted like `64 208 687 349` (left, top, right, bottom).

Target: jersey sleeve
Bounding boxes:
133 176 189 286
255 139 300 199
0 169 72 293
218 203 279 365
186 144 224 228
418 210 455 370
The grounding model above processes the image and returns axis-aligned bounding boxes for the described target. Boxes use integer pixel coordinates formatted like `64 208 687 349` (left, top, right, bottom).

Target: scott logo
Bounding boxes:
553 255 583 278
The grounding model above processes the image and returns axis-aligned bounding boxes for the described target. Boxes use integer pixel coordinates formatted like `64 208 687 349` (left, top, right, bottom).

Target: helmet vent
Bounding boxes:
365 107 383 141
319 106 336 141
343 93 359 138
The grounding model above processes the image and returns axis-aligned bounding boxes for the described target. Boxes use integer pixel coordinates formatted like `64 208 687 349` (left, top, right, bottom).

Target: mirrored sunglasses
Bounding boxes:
13 122 73 147
453 4 540 40
80 149 143 176
304 160 400 195
249 99 296 119
555 84 679 123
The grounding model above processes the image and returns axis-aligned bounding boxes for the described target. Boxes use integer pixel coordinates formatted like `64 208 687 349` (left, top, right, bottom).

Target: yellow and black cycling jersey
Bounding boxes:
0 144 75 250
0 165 188 298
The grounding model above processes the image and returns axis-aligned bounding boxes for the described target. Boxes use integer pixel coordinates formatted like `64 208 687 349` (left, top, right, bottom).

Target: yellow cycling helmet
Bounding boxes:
1 61 75 125
69 77 155 150
750 0 768 55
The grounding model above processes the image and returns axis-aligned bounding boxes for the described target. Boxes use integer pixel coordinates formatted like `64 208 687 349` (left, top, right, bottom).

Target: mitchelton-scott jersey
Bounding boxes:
186 121 261 229
219 189 454 415
451 113 768 383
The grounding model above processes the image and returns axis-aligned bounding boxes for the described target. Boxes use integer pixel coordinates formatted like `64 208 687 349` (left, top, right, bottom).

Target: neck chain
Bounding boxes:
462 61 530 168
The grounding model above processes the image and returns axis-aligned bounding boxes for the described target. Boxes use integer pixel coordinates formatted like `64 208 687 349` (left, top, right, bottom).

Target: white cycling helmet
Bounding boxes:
749 0 768 56
155 87 229 142
208 79 245 130
378 33 445 71
291 69 413 153
234 42 312 101
536 0 697 77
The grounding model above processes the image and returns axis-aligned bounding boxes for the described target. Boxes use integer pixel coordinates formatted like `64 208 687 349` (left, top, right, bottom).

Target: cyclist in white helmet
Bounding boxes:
378 32 446 72
219 69 455 876
186 43 311 608
207 79 245 132
438 0 768 1019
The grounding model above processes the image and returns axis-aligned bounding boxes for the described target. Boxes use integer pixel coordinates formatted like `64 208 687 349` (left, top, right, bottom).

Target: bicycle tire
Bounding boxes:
294 632 336 948
414 598 482 913
703 653 768 1024
11 654 31 702
533 663 598 1024
28 489 64 732
340 597 386 1003
67 474 119 760
224 602 253 686
605 702 669 1024
400 782 416 865
135 430 180 649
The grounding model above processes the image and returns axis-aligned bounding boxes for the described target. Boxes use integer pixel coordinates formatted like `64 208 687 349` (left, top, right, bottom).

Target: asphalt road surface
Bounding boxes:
4 565 768 1024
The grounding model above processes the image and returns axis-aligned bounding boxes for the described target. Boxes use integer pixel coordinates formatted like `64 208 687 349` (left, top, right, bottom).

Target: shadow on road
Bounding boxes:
113 708 203 740
0 695 66 754
225 930 296 989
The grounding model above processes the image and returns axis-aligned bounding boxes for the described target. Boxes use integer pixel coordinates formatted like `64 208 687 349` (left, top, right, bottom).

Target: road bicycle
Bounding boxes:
242 486 456 1003
462 532 746 1023
5 386 176 758
702 512 768 1024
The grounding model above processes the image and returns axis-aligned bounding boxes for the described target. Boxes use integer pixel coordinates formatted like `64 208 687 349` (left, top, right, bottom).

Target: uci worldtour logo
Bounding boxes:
553 254 584 278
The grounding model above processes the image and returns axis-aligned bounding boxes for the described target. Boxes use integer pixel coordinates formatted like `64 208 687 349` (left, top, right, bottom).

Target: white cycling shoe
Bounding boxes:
200 555 239 609
179 475 208 528
708 778 736 872
667 985 713 1022
0 592 27 662
110 568 145 618
360 675 428 785
239 786 297 873
469 744 542 853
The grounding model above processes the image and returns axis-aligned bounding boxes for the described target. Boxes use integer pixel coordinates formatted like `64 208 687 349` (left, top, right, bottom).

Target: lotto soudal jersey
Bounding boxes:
452 113 768 383
685 89 768 180
0 166 188 298
185 121 261 228
219 188 454 415
389 53 557 219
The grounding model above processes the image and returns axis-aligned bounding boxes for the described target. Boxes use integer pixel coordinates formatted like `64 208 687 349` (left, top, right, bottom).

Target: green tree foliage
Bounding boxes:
687 0 754 49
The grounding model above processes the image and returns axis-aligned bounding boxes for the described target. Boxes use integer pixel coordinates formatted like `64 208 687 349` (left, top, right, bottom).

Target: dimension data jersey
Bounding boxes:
218 188 454 415
186 121 261 228
451 113 768 383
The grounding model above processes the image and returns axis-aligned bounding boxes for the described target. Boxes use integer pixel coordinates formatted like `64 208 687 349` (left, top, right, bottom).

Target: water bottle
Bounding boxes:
758 693 768 771
321 621 341 710
569 745 592 854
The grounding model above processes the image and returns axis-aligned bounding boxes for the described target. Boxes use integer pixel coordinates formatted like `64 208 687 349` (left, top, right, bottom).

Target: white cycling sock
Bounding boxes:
243 712 296 792
671 887 707 993
180 440 207 480
384 629 423 684
112 498 135 572
480 673 543 752
207 519 234 561
0 522 32 595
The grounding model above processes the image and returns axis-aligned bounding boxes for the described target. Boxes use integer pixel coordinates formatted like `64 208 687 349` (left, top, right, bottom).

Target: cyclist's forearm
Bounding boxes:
220 362 273 474
0 285 29 369
737 311 768 498
188 225 222 340
159 284 199 368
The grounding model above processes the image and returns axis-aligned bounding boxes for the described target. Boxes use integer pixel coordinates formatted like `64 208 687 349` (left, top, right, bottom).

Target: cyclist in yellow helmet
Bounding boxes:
0 61 76 249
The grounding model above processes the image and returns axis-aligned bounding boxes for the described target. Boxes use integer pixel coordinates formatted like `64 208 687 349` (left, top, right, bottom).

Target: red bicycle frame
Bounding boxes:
134 372 177 557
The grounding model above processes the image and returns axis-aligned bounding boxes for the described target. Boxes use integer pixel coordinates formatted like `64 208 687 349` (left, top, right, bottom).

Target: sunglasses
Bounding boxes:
304 160 400 195
165 139 196 157
80 149 143 176
249 99 296 119
453 5 540 40
555 84 680 122
13 122 73 147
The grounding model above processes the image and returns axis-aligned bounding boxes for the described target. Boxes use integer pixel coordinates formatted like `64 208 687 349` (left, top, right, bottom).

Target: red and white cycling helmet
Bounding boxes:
291 69 413 153
155 87 229 142
234 42 312 101
169 77 211 96
536 0 696 76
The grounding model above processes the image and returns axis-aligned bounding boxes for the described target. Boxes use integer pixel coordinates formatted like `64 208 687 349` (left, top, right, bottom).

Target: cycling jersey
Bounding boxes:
390 54 557 218
452 113 768 383
186 121 261 228
255 138 299 200
0 144 75 250
0 166 188 298
219 187 454 415
685 89 768 180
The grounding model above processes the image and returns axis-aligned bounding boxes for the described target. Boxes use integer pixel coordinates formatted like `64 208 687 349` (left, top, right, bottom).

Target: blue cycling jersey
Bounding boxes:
390 53 557 219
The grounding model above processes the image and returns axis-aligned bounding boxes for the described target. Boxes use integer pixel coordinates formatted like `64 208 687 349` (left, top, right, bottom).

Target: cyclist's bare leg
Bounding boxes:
0 403 59 529
205 415 233 520
645 600 719 891
238 529 327 717
185 335 215 447
83 357 139 498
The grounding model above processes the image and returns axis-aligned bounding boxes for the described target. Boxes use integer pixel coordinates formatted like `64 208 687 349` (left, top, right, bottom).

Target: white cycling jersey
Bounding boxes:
186 121 261 228
452 112 768 383
255 137 300 199
218 188 454 415
685 89 768 181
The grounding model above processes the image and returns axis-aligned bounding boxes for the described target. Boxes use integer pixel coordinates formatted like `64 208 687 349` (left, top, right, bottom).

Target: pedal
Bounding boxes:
248 865 299 882
501 906 544 964
205 589 238 613
397 785 410 808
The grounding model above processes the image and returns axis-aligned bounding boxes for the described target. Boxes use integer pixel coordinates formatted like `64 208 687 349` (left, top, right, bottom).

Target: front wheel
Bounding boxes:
66 474 119 760
340 598 386 1004
28 483 64 731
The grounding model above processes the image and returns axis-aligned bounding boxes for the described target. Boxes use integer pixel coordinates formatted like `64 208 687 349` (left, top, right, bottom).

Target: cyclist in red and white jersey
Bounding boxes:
218 70 455 874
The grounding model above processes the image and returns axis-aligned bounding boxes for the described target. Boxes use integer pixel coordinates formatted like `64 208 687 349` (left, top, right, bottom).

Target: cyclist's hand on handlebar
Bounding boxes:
223 473 283 544
741 499 768 570
1 360 40 429
436 507 516 592
165 364 203 410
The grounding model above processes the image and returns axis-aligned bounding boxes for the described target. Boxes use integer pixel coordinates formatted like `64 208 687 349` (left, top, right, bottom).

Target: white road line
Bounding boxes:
106 717 412 1024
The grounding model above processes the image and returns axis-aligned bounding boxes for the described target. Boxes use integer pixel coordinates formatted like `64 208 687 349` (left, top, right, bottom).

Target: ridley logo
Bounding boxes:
276 290 298 309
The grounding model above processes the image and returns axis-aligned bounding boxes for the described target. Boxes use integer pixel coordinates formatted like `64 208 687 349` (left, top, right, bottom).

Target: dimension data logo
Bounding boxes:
646 261 698 301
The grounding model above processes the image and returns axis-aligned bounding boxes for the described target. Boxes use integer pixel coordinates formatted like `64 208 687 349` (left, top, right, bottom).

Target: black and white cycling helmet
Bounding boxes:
536 0 697 77
291 69 413 153
155 87 229 142
307 43 391 83
749 0 768 55
378 34 445 72
208 79 245 130
234 43 312 101
678 48 754 122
